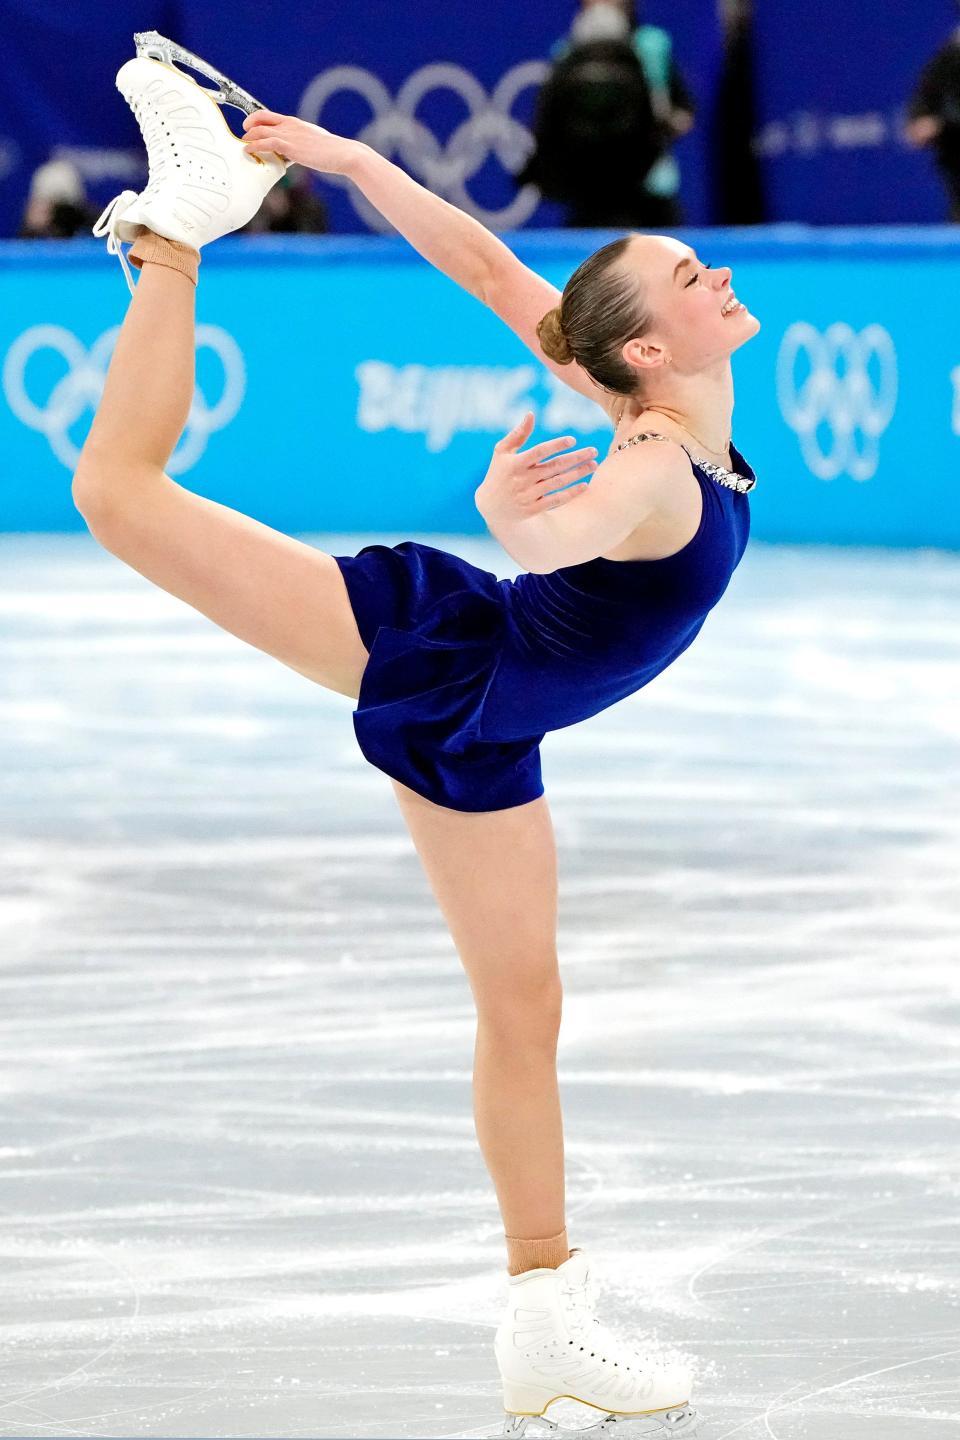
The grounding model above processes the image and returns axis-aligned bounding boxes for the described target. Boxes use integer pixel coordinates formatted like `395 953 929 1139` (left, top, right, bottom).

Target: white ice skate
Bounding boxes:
92 30 290 295
495 1249 699 1436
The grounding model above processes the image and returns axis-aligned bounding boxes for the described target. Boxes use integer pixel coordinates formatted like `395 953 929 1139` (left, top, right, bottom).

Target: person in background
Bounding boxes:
17 158 99 239
518 0 696 228
711 0 766 225
237 164 329 234
906 4 960 221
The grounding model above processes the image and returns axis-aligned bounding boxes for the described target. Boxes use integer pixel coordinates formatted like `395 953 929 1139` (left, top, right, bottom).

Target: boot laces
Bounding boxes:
561 1277 654 1381
128 95 172 199
92 192 140 297
561 1277 602 1338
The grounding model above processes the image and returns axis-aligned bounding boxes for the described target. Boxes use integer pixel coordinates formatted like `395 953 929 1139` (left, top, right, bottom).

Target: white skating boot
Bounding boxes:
92 30 290 294
495 1249 698 1436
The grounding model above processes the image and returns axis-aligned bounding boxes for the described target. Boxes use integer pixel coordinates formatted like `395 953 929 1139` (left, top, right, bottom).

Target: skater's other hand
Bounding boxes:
475 412 598 522
241 110 361 175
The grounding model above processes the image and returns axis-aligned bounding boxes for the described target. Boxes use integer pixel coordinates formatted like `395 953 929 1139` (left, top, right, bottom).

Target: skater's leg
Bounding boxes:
476 1023 569 1275
389 781 568 1269
73 238 369 699
78 233 200 475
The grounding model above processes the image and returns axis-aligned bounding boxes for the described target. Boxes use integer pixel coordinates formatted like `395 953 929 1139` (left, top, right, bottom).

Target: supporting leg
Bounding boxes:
386 783 570 1272
473 1017 568 1265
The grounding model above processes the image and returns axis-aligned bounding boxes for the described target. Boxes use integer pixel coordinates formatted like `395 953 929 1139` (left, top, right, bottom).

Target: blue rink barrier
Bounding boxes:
1 226 958 548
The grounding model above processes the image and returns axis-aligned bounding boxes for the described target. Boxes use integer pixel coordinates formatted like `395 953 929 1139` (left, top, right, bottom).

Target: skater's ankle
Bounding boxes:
505 1226 570 1276
128 229 201 286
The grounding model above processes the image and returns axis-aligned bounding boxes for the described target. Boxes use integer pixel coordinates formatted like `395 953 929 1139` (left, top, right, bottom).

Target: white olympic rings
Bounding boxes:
2 322 246 473
776 321 898 481
297 60 550 230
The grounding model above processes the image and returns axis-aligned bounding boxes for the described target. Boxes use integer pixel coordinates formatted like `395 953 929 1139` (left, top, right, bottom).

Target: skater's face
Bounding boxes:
618 234 761 381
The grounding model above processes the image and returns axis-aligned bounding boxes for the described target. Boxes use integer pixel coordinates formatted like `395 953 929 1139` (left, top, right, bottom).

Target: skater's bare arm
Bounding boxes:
348 147 518 301
342 150 618 416
478 258 621 419
240 114 616 414
241 112 516 302
345 152 618 420
475 414 661 573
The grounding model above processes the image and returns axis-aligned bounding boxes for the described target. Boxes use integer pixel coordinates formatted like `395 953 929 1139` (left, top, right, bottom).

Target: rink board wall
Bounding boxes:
0 226 957 549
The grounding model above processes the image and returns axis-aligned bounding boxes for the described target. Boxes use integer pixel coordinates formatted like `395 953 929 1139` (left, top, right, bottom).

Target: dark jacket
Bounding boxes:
909 33 960 170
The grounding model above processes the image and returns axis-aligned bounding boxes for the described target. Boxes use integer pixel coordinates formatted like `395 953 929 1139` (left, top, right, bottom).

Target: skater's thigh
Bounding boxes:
390 781 561 1015
80 470 369 699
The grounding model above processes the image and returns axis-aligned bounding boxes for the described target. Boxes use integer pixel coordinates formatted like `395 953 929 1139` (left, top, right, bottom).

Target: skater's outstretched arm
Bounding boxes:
242 112 516 303
241 113 616 417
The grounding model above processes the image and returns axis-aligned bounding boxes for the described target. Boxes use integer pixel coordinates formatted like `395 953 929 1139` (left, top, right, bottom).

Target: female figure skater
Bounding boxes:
81 33 760 1438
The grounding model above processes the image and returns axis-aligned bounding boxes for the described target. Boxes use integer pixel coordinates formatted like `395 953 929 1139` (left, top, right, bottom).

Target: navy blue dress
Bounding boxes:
332 436 755 813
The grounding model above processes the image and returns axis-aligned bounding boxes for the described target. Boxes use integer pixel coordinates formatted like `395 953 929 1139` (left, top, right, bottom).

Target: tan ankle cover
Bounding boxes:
505 1227 570 1276
128 230 201 286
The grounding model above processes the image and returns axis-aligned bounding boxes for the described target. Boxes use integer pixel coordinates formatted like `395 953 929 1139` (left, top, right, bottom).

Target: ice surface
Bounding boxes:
0 533 958 1439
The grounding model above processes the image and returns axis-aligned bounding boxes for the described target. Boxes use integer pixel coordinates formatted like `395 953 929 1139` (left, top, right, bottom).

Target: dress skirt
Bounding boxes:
331 541 546 813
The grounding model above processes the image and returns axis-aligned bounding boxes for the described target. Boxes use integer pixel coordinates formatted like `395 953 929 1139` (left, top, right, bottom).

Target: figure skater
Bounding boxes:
81 32 761 1438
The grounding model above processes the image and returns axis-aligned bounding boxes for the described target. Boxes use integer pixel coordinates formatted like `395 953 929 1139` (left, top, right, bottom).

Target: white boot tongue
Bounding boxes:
559 1248 590 1283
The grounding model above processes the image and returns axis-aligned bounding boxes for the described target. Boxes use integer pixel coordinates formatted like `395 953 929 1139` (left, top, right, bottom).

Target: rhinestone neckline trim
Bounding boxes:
613 431 756 493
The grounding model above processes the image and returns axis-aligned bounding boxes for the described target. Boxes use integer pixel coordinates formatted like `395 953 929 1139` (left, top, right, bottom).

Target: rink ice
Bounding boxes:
0 533 958 1439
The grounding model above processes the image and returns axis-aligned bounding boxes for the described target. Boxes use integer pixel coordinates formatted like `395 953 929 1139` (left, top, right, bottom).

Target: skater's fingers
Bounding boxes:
532 445 598 476
493 410 535 453
538 481 591 511
526 435 578 463
242 109 282 130
243 128 287 152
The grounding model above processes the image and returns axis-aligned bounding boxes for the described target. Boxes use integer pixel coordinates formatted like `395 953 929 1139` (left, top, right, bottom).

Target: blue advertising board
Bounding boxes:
1 227 958 549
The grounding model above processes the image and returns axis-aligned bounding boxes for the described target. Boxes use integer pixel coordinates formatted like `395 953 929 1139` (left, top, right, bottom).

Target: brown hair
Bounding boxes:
536 235 654 397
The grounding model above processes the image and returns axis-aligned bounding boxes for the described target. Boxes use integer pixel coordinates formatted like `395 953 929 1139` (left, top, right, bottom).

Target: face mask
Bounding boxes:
571 3 632 44
28 159 85 207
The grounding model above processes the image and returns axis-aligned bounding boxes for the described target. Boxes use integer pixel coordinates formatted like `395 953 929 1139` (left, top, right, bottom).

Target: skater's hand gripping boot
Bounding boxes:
241 110 361 175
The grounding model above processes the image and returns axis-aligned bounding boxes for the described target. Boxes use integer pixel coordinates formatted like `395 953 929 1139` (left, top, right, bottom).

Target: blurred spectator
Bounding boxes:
18 156 328 240
906 5 960 221
238 166 329 234
517 0 696 228
710 0 766 224
17 158 99 239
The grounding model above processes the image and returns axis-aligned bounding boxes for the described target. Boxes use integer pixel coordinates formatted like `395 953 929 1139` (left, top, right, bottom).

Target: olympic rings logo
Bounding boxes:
297 61 550 230
776 321 898 481
2 323 246 473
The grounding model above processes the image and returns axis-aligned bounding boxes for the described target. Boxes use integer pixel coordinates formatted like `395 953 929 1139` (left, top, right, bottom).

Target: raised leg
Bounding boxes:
78 239 199 477
73 240 369 698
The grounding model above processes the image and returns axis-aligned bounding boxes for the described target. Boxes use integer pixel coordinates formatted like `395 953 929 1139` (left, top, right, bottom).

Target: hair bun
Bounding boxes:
537 306 575 366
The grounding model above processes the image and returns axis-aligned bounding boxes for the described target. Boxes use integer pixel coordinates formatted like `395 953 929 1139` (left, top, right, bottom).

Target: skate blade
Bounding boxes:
133 30 270 118
502 1402 700 1437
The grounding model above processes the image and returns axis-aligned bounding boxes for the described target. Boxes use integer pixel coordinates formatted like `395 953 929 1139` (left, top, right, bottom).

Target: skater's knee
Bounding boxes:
475 972 563 1046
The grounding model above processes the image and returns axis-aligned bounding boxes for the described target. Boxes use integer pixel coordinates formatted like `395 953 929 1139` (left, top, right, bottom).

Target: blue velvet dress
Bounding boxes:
332 435 755 813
